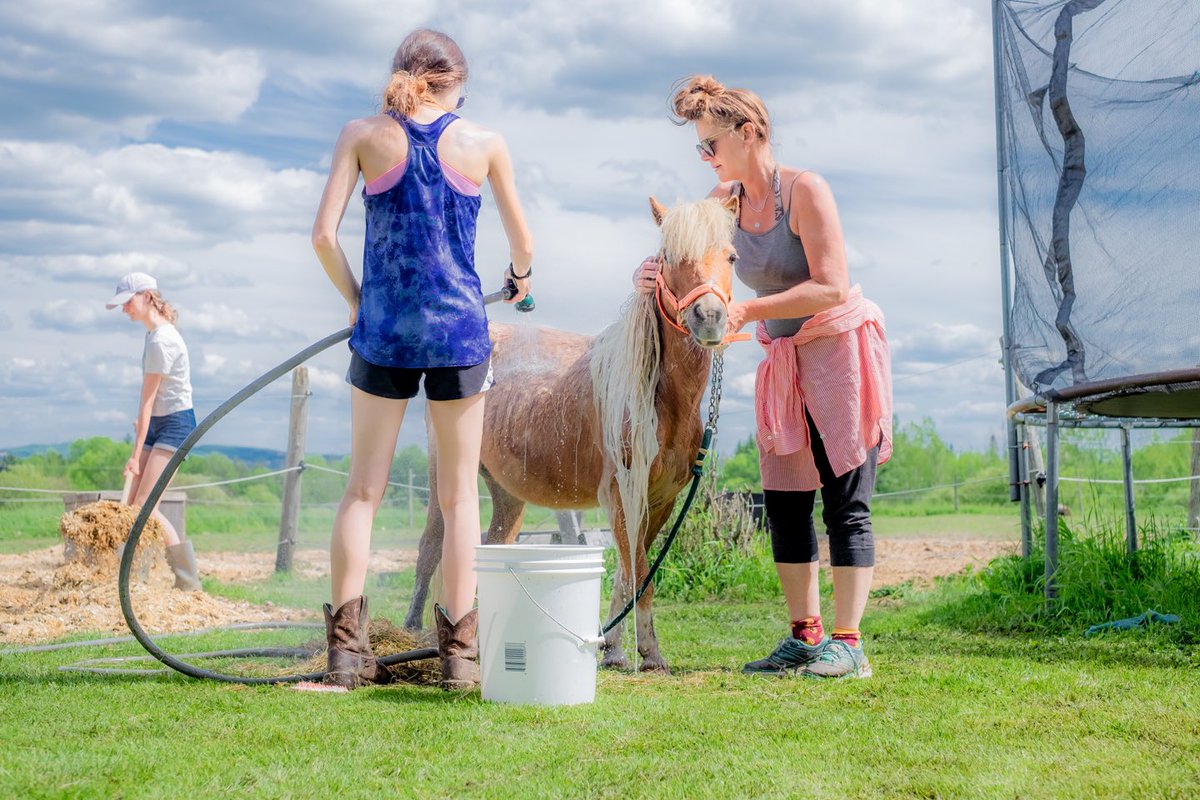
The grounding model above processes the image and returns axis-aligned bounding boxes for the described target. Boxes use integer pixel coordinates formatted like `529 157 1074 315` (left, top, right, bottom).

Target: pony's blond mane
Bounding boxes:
589 197 735 564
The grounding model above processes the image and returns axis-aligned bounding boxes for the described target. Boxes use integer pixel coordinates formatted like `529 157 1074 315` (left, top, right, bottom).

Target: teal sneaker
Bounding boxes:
803 639 872 679
742 636 829 675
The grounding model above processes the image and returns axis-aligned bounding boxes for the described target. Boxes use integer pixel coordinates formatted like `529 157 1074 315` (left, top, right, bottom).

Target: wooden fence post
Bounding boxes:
276 367 309 574
408 468 414 528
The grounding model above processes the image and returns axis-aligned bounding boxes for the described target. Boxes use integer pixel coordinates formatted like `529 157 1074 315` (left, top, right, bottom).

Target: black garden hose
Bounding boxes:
117 327 437 684
117 320 714 680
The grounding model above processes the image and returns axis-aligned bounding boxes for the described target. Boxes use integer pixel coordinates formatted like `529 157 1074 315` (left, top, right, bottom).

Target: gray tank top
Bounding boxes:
732 170 811 339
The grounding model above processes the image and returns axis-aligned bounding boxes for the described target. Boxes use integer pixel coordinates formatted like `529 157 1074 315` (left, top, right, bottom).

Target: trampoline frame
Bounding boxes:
1009 390 1200 602
991 1 1200 602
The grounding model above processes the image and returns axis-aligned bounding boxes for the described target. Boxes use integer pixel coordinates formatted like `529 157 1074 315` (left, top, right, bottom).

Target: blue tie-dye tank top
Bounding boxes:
349 111 489 368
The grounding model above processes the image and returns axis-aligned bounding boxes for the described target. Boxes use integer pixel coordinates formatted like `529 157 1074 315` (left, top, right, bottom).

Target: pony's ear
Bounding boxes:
649 196 668 227
720 193 739 218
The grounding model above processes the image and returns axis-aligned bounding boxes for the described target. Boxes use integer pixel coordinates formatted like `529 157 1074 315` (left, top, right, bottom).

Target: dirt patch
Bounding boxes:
0 546 312 645
0 546 416 646
835 536 1017 589
0 536 1004 646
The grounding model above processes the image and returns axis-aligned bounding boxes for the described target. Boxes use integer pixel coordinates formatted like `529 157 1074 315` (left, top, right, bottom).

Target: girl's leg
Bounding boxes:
132 447 182 547
330 387 407 609
426 392 486 623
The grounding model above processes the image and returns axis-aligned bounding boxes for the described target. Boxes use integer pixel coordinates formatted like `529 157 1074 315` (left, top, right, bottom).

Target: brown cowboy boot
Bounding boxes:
434 605 480 691
322 596 392 689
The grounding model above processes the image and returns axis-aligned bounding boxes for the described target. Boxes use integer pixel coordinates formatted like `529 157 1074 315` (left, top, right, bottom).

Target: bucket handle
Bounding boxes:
506 568 606 652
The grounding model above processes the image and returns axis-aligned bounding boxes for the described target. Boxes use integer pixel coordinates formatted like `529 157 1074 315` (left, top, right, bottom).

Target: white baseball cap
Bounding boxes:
105 272 158 309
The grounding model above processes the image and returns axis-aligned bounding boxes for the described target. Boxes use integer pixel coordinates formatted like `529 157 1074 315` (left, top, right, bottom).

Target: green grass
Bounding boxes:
2 587 1198 799
4 504 1199 797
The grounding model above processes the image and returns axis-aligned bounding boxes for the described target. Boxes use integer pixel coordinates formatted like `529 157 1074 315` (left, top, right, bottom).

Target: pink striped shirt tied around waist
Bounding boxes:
755 285 893 492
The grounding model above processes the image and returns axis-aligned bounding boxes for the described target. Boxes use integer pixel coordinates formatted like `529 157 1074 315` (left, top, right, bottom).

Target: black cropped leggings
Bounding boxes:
764 414 877 568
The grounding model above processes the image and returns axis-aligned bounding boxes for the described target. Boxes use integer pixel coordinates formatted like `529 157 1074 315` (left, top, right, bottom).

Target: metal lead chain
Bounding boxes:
706 351 724 433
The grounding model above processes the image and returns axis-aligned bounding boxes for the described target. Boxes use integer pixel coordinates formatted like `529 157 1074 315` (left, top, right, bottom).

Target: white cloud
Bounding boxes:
29 299 114 332
197 353 227 377
0 0 1025 454
0 0 265 137
307 366 346 394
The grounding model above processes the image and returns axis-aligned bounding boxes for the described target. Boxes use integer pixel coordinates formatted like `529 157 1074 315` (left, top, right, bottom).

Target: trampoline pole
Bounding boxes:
1045 401 1060 602
1121 424 1138 555
1017 421 1033 558
991 0 1021 503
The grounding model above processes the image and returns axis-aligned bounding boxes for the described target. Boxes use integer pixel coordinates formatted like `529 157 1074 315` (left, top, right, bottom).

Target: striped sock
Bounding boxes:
832 628 862 648
791 615 824 646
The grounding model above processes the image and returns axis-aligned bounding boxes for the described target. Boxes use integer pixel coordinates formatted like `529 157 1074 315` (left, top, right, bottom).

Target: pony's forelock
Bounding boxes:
658 197 735 266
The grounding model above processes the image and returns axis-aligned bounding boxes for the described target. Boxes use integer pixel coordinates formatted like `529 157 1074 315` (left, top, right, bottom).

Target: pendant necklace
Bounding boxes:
742 165 779 229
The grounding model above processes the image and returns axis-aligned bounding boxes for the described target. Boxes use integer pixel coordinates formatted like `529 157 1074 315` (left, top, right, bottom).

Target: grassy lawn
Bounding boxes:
3 570 1198 799
871 512 1019 541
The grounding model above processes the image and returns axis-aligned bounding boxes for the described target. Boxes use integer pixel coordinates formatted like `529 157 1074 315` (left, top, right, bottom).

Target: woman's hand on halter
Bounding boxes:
726 300 751 336
633 255 660 294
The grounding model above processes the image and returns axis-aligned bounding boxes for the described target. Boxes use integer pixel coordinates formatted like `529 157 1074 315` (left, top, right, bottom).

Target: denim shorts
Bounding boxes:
346 350 493 401
144 408 197 452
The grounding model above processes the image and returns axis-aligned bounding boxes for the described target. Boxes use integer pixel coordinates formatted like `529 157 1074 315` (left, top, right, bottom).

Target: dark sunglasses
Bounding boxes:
695 133 721 158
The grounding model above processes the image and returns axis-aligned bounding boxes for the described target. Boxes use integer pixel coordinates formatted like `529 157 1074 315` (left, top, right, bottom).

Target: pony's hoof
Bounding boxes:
637 657 671 674
601 652 629 671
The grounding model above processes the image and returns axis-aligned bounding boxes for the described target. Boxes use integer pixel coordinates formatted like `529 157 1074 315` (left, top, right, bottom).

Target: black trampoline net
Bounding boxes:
997 0 1200 397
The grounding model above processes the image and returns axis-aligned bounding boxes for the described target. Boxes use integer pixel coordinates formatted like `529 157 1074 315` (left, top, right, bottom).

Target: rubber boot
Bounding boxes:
434 605 480 691
322 596 392 689
164 541 203 592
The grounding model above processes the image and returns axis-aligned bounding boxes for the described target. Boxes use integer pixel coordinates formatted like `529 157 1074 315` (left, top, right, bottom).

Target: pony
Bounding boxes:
403 194 740 672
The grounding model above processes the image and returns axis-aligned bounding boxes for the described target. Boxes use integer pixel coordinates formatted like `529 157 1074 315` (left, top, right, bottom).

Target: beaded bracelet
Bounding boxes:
508 262 532 280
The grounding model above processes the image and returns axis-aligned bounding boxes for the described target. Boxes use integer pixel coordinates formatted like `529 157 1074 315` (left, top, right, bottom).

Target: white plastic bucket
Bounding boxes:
475 544 606 706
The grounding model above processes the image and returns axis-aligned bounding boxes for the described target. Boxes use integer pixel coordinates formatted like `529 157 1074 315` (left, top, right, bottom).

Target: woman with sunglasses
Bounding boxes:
309 28 534 691
635 75 891 679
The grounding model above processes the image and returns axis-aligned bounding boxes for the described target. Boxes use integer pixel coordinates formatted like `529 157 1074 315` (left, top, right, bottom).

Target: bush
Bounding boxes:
611 466 780 603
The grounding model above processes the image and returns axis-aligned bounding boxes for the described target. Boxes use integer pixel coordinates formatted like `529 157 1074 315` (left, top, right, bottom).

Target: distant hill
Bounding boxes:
0 441 345 469
0 443 72 459
190 445 289 469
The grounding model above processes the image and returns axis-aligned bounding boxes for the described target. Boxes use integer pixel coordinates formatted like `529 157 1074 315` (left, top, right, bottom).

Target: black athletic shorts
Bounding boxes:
347 349 493 401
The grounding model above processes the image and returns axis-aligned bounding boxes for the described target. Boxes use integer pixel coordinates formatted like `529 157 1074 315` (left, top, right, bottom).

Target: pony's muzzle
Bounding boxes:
686 295 729 347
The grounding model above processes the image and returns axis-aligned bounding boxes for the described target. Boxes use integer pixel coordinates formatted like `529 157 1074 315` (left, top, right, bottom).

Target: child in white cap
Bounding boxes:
106 272 202 591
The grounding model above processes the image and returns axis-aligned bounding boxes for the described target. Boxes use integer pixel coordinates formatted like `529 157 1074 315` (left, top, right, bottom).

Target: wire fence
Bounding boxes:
2 466 1196 504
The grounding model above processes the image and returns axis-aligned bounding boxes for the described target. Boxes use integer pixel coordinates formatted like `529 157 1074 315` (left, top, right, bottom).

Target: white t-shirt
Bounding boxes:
143 323 193 416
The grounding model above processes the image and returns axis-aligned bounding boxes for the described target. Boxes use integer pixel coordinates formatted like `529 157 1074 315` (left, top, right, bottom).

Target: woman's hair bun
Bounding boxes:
668 74 772 142
689 75 726 97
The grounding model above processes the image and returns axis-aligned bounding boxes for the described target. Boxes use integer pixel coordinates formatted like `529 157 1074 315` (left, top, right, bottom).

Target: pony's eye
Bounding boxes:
728 253 739 264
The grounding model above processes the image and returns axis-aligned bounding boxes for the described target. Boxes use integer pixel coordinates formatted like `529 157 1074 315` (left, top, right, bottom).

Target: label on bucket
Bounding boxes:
504 641 527 673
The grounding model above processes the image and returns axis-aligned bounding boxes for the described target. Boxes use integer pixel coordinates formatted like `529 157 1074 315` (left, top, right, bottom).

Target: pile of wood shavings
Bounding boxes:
295 617 439 685
0 546 314 645
59 500 165 566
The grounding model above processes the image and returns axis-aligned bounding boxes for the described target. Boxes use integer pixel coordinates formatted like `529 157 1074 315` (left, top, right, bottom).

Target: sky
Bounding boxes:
0 0 1013 458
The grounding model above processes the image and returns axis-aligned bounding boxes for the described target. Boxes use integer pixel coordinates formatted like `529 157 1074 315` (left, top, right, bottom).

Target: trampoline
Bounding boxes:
991 1 1200 599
